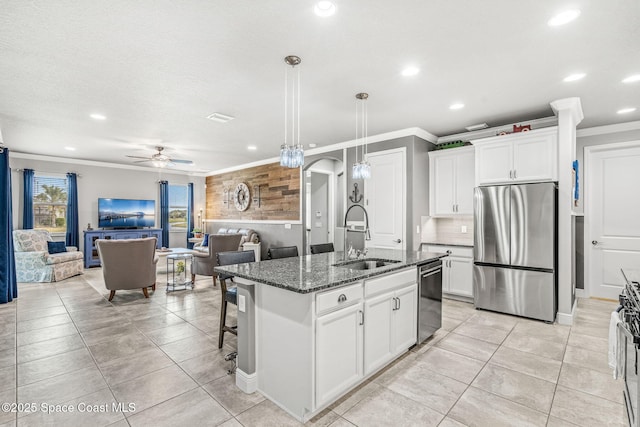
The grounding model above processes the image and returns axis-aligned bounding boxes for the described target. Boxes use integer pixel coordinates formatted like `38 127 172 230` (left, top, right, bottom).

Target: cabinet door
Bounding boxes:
363 292 394 376
316 302 363 407
475 141 512 185
431 156 455 216
512 134 557 182
448 257 473 297
455 151 475 215
392 284 417 354
441 256 451 293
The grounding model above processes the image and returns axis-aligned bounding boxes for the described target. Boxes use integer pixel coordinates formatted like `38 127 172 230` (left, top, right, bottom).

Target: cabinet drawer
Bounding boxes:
316 282 363 315
425 245 472 258
365 269 416 298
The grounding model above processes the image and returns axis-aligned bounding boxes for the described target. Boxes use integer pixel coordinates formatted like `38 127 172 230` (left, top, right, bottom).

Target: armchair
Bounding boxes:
13 229 83 282
191 234 243 286
95 237 158 301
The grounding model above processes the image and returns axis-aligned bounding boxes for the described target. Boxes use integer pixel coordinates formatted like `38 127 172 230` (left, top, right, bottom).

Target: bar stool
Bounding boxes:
216 250 256 349
267 246 299 259
310 243 334 254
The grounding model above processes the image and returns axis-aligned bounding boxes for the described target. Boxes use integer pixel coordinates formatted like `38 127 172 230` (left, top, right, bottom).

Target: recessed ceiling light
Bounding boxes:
563 73 586 82
622 74 640 83
247 145 257 150
90 113 106 120
617 107 637 114
401 66 420 77
314 1 336 17
206 112 235 123
449 103 465 110
548 10 581 26
309 143 317 148
64 146 76 151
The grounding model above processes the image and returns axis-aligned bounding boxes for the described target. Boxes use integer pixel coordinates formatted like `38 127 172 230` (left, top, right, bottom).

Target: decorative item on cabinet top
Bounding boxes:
435 140 470 150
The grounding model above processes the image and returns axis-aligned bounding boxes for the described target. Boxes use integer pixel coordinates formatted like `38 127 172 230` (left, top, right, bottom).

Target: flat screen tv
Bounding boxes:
98 198 155 229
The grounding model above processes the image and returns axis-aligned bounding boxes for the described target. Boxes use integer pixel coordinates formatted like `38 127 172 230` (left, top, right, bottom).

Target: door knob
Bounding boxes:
592 240 599 246
393 239 401 243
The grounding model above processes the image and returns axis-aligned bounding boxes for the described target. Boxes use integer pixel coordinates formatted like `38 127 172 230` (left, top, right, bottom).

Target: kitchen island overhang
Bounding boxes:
215 249 445 422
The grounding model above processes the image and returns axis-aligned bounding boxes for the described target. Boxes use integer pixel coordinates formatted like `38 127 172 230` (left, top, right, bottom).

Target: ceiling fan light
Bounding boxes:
152 159 168 168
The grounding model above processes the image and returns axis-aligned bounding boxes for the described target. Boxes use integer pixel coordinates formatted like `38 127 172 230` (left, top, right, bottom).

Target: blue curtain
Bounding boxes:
22 168 34 229
65 173 79 247
159 180 169 247
1 148 18 303
187 183 194 249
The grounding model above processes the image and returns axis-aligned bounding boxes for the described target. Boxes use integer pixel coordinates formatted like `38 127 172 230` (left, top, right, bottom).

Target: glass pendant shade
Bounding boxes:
279 55 304 168
352 92 371 179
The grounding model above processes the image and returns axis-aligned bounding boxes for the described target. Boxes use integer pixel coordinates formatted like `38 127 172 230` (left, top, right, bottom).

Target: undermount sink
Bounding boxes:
333 258 400 270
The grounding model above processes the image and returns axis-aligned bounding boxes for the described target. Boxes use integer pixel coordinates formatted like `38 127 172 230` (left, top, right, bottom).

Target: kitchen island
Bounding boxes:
215 248 444 422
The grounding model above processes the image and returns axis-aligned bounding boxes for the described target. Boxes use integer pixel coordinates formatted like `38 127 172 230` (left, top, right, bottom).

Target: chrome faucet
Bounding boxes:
343 204 371 259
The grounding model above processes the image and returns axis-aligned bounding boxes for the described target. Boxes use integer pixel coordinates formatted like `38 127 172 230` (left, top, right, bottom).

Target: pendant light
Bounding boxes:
353 92 371 179
280 55 304 168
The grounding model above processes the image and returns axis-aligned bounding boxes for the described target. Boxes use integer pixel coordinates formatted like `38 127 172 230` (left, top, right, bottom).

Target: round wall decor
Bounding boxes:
234 182 251 211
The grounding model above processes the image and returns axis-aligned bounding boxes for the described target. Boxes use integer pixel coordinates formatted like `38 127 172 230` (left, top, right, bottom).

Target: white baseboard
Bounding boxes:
575 288 587 299
557 299 577 325
236 369 257 393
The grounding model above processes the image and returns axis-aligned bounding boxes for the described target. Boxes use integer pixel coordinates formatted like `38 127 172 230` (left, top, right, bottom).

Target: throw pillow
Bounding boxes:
202 233 209 247
47 241 67 254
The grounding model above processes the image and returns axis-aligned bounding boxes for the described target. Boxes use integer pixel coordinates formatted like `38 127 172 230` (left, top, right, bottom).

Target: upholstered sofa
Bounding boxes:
194 228 259 253
13 229 84 282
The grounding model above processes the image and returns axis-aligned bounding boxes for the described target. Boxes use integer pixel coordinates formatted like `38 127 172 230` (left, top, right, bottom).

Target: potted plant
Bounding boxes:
192 227 202 238
176 261 186 284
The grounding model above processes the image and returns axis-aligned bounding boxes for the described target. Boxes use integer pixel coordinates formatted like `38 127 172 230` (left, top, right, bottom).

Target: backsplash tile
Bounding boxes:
421 216 474 246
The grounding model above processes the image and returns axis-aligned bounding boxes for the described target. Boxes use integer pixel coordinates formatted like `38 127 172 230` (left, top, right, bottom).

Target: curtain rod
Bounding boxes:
13 168 82 177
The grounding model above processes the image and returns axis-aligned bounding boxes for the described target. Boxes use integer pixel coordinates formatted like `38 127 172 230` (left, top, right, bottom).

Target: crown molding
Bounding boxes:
577 120 640 137
9 151 209 177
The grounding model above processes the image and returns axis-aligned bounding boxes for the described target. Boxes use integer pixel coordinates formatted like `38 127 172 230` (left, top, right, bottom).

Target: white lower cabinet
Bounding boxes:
315 268 418 408
363 283 417 375
315 302 364 407
426 245 473 298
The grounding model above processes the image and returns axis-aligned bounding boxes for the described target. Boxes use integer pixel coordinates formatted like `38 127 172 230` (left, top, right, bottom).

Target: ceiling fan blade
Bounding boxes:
126 155 152 160
168 158 194 164
133 159 151 164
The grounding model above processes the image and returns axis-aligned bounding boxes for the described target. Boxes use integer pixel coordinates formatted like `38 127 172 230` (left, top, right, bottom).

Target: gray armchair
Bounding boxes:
191 234 243 286
96 237 158 301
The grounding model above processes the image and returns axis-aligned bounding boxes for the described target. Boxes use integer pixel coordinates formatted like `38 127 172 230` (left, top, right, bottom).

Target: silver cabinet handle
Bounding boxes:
393 239 402 243
514 170 517 179
397 297 401 310
358 310 364 325
509 170 513 179
338 294 347 303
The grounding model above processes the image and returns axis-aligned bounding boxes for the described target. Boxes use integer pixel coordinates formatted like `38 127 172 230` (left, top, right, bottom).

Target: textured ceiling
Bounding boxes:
0 0 639 173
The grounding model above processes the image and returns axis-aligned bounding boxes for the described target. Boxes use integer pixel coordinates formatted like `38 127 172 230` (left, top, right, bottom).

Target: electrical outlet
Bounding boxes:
238 295 246 313
416 225 420 234
285 223 291 229
461 225 467 233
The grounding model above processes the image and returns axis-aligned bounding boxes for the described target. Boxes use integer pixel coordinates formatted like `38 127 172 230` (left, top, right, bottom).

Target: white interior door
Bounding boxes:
587 141 640 299
365 149 405 249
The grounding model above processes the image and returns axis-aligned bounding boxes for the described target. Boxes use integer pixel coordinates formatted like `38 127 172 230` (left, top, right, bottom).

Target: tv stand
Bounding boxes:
83 228 163 268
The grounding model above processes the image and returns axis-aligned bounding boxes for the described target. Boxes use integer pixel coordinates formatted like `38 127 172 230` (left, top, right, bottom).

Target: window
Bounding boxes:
169 185 188 231
33 175 67 233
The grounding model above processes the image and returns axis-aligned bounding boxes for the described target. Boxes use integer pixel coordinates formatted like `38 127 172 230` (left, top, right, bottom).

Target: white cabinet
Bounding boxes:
316 302 364 407
315 268 417 407
426 245 473 298
473 127 558 186
363 270 417 375
429 146 475 216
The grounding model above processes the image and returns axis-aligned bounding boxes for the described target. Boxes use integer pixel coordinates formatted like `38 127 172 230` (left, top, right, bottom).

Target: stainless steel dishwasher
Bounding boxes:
418 259 443 343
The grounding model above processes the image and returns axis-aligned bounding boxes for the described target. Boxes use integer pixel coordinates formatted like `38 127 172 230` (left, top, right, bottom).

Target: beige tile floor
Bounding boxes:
0 268 626 426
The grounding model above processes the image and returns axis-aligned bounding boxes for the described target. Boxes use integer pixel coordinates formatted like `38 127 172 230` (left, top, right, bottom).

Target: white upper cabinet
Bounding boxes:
472 127 558 186
429 146 475 216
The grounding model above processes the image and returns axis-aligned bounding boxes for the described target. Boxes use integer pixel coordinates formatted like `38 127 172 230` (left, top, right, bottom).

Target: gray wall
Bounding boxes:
10 156 206 251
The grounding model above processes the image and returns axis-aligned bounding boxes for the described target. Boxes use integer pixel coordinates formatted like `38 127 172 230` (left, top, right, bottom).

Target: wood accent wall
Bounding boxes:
206 163 300 221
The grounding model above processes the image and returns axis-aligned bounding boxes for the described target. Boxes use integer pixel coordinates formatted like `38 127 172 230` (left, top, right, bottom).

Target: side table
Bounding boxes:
166 253 194 292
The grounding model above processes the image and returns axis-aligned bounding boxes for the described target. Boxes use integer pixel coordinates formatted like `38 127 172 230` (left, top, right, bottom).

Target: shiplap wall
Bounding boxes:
206 162 300 221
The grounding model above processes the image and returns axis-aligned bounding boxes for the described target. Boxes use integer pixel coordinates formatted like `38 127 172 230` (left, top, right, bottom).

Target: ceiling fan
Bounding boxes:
126 146 193 168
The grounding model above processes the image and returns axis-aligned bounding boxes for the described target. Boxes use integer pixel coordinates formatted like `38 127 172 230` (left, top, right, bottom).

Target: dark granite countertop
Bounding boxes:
214 248 446 294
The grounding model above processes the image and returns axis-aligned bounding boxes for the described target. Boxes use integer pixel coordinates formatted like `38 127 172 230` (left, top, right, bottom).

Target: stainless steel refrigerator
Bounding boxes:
473 182 557 322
